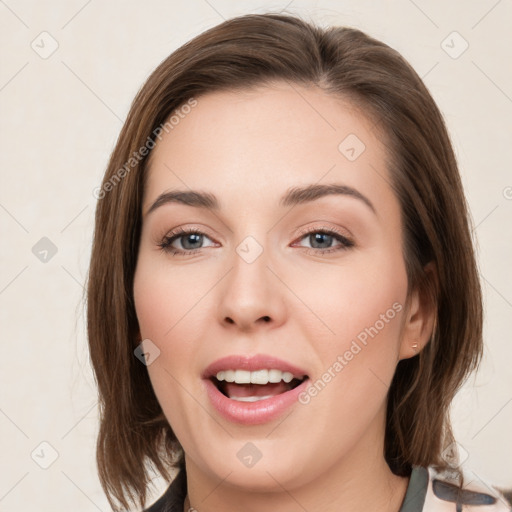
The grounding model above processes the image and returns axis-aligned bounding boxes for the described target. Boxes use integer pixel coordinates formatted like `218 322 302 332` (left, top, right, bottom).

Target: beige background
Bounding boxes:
1 0 511 510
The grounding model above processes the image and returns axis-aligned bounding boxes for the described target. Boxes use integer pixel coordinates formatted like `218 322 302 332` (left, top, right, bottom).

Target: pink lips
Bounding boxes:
202 354 309 425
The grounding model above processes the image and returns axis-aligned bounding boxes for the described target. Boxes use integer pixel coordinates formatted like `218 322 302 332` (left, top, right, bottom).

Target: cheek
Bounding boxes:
290 250 407 353
293 251 408 406
133 255 217 430
133 253 216 340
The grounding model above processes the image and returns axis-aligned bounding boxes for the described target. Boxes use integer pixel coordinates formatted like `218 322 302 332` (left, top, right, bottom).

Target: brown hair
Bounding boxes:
87 12 483 511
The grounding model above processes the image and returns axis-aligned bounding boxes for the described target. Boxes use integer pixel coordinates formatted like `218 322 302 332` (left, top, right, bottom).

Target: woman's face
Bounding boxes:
133 83 419 492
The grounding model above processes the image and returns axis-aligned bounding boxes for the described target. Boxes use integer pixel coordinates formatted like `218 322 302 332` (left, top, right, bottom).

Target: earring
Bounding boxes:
412 342 419 352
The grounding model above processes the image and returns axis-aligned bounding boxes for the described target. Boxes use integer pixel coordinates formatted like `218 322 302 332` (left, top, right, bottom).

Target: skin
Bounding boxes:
133 82 435 512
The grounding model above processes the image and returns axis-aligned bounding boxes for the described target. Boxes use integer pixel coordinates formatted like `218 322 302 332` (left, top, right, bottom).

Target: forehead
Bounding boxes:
143 82 394 213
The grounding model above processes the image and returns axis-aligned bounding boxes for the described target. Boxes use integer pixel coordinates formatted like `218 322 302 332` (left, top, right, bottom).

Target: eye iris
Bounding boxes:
181 233 203 250
169 231 342 252
310 232 332 249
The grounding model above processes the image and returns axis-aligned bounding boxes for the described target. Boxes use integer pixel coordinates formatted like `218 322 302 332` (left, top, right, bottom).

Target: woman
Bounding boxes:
87 13 510 512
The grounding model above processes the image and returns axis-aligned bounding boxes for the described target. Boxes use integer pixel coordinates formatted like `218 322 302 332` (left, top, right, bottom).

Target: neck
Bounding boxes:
185 462 408 512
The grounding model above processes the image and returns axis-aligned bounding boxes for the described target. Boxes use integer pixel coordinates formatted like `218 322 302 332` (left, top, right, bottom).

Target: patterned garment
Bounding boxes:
144 465 511 511
401 466 511 512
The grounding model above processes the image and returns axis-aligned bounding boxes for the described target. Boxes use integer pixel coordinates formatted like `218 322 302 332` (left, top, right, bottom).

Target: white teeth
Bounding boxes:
224 370 236 382
250 369 268 384
234 370 251 384
282 372 293 383
230 395 274 402
215 369 298 385
268 369 282 383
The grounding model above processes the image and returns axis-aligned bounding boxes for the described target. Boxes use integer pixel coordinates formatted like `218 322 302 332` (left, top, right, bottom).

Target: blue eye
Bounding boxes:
158 227 354 256
158 228 216 255
294 228 354 255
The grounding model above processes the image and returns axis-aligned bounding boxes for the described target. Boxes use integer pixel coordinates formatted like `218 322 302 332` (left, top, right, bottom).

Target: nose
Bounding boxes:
217 241 286 332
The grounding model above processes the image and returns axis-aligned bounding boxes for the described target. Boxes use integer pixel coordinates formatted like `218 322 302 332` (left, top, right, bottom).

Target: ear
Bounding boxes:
398 262 438 360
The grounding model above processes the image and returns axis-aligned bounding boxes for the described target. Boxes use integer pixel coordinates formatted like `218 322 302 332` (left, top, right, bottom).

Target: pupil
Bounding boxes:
182 233 202 250
310 233 332 249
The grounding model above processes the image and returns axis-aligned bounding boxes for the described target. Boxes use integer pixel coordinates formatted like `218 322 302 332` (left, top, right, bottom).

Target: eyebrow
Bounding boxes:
145 183 376 216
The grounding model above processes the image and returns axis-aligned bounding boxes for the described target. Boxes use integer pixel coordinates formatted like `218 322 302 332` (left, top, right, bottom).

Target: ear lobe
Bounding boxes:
398 262 438 361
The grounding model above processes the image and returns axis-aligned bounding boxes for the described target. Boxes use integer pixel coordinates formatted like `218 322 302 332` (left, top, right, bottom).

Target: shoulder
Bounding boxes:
422 465 511 511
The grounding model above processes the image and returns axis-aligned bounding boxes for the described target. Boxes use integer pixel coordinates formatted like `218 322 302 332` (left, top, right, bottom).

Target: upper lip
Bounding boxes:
202 354 308 379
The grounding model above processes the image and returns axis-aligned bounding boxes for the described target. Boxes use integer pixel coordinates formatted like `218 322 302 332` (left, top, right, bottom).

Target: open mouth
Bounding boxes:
211 369 309 402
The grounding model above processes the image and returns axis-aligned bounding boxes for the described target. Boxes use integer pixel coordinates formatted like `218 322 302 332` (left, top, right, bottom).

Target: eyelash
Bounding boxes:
157 226 354 257
157 227 213 257
294 226 354 255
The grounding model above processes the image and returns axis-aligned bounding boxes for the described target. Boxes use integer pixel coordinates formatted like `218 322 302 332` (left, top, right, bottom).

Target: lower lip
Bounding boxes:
204 378 309 425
